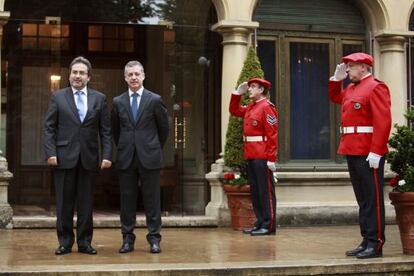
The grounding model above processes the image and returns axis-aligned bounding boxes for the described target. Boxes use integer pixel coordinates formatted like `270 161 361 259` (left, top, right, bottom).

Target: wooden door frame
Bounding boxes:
257 31 365 169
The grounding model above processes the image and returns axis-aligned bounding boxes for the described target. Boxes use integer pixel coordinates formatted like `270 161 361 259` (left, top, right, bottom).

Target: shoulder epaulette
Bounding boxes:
374 78 384 83
267 100 275 107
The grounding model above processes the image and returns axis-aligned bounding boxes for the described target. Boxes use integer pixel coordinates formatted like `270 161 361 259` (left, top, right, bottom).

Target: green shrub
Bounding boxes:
387 106 414 192
224 47 264 182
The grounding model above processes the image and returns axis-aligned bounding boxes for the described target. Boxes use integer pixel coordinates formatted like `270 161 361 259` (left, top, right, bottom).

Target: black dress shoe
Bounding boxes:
242 226 260 234
55 246 72 255
356 247 382 259
119 242 134 253
346 245 366 256
78 245 97 255
250 228 275 236
150 241 161 253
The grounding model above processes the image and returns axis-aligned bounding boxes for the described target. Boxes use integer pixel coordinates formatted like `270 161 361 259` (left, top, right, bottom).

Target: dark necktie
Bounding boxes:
131 93 139 121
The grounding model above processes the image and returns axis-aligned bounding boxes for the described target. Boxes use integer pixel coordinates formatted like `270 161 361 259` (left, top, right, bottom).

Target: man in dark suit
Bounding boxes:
112 60 169 254
44 56 112 255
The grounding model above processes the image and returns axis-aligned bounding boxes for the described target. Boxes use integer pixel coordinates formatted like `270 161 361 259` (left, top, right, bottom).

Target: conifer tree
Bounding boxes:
387 106 414 192
224 47 264 179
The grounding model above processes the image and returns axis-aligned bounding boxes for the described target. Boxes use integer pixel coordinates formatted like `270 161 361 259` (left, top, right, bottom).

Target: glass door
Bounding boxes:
164 24 222 215
286 39 333 160
2 0 222 216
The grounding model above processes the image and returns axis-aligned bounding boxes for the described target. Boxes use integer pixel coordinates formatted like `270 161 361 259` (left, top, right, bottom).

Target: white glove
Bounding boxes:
332 63 347 81
267 161 277 172
366 152 382 169
235 82 248 95
273 172 278 184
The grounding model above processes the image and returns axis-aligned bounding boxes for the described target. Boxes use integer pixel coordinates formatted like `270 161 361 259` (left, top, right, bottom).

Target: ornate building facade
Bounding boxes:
0 0 413 226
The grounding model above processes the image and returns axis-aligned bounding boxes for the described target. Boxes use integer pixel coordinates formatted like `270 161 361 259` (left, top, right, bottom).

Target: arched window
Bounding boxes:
254 0 367 166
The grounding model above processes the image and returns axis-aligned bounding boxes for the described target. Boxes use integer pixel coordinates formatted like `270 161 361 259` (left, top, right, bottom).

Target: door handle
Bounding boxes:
174 117 186 149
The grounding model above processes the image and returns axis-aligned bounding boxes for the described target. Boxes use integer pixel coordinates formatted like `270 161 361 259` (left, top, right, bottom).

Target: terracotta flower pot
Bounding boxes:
223 184 256 230
389 192 414 255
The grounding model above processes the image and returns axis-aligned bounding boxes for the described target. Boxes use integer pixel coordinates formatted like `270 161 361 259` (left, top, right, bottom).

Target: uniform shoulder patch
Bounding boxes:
266 114 277 125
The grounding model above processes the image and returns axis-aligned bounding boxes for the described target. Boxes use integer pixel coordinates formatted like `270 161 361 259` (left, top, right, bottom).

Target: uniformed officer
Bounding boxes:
329 52 391 258
229 77 278 236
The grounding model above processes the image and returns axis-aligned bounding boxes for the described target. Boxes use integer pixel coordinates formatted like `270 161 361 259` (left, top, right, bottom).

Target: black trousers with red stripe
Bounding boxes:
346 155 386 250
247 159 277 232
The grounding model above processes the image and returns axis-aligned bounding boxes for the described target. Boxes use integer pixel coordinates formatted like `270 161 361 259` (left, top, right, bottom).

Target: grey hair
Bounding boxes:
124 60 144 74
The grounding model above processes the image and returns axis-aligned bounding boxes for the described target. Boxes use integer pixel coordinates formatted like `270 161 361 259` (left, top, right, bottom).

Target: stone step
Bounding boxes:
3 259 414 276
12 215 217 229
206 158 396 229
11 203 396 228
10 170 397 229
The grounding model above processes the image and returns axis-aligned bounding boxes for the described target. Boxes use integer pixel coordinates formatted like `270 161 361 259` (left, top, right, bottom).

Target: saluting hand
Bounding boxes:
236 82 248 95
332 63 347 81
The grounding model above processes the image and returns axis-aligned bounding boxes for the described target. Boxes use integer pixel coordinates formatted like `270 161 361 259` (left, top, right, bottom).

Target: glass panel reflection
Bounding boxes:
290 42 330 159
38 24 51 36
22 23 37 36
257 40 276 103
88 25 103 38
22 37 37 49
2 0 221 216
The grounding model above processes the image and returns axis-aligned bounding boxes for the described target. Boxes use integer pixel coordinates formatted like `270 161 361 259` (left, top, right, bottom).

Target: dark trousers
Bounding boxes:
346 155 386 250
247 159 277 231
53 160 96 248
119 151 161 243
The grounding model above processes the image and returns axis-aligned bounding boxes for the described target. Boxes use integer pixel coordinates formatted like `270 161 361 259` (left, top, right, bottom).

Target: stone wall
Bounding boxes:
0 156 13 228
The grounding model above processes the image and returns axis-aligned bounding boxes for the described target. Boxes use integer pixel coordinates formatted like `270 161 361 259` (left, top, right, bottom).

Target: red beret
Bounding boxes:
342 52 373 66
248 78 271 90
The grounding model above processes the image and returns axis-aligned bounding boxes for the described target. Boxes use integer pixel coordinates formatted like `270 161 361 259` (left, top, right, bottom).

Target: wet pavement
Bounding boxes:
0 224 413 275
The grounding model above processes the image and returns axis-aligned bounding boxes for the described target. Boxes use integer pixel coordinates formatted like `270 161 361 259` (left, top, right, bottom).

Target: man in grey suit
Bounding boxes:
44 56 112 255
112 60 169 254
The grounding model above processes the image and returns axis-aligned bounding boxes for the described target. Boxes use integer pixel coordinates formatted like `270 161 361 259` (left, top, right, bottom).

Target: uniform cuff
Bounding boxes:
267 156 276 162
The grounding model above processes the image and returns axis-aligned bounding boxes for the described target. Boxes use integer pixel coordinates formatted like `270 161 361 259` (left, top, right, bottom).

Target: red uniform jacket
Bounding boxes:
328 75 391 155
229 94 278 161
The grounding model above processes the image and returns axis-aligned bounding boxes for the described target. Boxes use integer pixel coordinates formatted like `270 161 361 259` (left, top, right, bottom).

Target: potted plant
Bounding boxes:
223 47 264 230
222 172 255 230
387 106 414 255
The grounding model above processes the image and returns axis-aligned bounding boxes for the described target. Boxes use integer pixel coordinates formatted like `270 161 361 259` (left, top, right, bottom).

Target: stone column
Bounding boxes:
206 22 258 223
204 156 230 225
376 35 407 126
211 23 258 150
0 10 13 229
0 156 13 228
205 0 259 222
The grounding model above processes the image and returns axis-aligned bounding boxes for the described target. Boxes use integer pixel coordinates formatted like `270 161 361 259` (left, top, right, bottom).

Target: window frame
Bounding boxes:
257 31 366 169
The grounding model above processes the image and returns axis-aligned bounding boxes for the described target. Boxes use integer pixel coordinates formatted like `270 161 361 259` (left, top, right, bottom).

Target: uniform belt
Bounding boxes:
340 126 373 134
243 136 267 142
